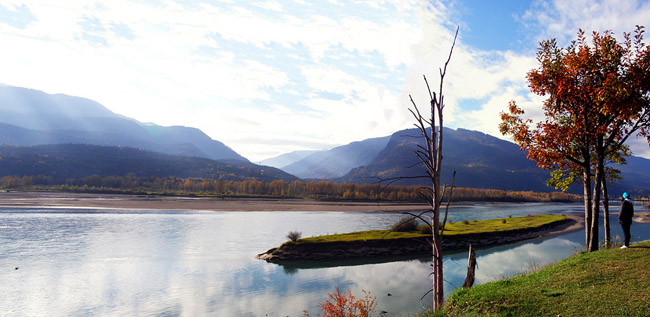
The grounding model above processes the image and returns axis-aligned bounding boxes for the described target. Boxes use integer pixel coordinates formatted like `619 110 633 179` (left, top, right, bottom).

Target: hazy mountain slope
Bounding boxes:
0 144 296 182
339 127 650 195
611 156 650 195
0 85 246 162
282 135 391 179
258 150 319 168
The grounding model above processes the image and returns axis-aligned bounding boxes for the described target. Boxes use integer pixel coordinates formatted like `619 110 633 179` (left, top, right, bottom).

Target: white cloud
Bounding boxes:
1 0 647 161
523 0 650 45
413 0 650 158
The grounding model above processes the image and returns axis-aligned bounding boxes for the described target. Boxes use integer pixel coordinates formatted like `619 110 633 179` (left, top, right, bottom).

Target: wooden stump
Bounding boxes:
462 244 477 289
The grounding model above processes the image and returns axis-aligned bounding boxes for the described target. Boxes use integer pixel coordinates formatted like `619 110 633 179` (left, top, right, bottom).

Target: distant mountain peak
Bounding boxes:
278 135 391 179
0 84 247 162
335 126 650 195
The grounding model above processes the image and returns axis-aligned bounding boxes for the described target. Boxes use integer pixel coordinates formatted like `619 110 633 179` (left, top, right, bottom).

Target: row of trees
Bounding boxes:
0 175 580 202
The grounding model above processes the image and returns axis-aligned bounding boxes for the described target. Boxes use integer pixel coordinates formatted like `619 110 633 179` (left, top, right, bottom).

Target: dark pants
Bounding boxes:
621 222 632 247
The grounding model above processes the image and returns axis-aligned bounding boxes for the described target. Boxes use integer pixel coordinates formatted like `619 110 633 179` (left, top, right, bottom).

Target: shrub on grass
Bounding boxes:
392 216 419 232
287 231 302 242
502 219 507 224
462 219 470 225
419 224 432 234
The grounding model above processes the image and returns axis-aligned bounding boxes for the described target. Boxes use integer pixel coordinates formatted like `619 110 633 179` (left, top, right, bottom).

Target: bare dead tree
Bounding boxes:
408 27 458 310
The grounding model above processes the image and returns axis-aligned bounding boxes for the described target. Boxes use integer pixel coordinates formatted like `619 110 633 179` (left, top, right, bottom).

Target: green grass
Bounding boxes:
298 229 426 243
295 214 568 244
432 240 650 316
442 214 566 235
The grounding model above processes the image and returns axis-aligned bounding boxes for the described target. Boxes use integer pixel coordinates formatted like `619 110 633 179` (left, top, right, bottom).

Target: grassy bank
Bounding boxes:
297 214 568 244
433 240 650 316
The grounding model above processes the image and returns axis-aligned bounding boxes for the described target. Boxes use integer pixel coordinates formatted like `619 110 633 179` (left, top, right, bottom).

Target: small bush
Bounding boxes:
418 224 432 234
317 288 377 317
502 219 507 224
462 219 470 225
287 231 302 242
392 216 419 232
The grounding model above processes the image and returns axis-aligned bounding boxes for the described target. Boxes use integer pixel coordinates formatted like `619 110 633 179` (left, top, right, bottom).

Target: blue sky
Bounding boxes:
0 0 649 161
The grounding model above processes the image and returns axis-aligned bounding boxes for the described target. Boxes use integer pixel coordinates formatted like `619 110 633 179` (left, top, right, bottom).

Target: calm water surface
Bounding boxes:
2 202 649 316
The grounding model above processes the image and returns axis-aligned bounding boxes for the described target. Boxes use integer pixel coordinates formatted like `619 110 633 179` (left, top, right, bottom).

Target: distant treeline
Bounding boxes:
0 174 581 202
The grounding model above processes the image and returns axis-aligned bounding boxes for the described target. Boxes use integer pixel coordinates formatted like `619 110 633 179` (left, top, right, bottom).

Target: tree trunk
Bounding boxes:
602 179 611 248
431 179 443 310
588 144 605 252
587 147 605 251
432 236 444 309
589 168 601 251
583 166 593 250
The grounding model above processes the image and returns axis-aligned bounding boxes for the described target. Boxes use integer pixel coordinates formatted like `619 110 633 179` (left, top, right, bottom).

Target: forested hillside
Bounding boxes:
0 144 294 182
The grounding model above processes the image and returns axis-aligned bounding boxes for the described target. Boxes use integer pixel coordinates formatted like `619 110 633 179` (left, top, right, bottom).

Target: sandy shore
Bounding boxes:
0 191 429 212
633 211 650 223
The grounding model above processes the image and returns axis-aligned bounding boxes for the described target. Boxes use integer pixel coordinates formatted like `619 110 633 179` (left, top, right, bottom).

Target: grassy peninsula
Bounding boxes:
433 240 650 316
257 214 574 262
297 214 569 243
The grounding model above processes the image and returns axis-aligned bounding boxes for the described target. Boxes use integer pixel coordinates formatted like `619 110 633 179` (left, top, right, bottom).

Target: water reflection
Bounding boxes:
1 205 648 316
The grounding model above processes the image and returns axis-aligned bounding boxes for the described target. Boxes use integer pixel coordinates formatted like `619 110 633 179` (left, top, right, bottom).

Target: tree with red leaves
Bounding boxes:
500 26 650 252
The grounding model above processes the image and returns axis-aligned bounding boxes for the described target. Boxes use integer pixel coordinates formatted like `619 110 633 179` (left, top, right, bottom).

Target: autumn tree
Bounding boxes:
500 26 650 251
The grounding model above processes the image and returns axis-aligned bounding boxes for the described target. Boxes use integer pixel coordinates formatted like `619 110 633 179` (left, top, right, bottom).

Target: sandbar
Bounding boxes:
0 191 428 212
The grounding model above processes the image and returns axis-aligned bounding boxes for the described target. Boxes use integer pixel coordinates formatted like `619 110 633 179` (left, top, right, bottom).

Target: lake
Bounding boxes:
2 202 649 316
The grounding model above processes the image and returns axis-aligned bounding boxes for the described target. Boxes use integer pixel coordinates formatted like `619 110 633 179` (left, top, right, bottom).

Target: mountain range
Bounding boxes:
0 144 296 182
269 127 650 195
0 85 245 162
1 84 649 195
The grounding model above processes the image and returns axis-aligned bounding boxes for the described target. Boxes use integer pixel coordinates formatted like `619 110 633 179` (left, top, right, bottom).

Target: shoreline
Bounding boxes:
1 191 647 222
0 191 428 212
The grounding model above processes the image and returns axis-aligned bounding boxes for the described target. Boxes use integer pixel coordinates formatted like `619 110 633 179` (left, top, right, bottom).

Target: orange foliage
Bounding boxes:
311 288 377 317
0 175 581 202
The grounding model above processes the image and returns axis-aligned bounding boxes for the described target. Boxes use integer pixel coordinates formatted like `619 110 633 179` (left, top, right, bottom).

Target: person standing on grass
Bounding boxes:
618 192 634 249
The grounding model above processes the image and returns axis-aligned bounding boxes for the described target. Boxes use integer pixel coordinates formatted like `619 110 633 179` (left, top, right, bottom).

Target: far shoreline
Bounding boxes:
0 191 429 212
1 191 648 222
